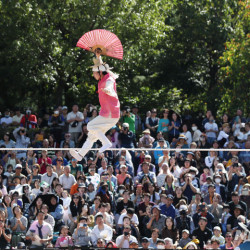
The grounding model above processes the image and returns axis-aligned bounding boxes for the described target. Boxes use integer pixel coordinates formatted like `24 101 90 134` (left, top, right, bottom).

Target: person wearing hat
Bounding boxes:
213 173 226 201
154 138 168 165
120 106 136 134
138 129 155 148
212 226 225 245
226 205 244 232
131 104 142 134
178 229 192 248
70 52 120 161
192 217 213 249
186 151 197 168
146 205 167 234
173 133 189 157
7 164 26 191
141 237 150 249
137 154 156 175
160 194 176 219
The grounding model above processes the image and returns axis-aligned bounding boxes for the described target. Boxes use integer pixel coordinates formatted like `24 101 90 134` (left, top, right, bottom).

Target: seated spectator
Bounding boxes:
175 206 194 235
60 133 75 148
116 225 138 248
73 216 92 247
211 226 225 245
137 154 156 174
0 213 12 249
148 228 160 248
181 173 198 203
193 202 214 230
26 211 53 248
41 204 55 229
138 129 155 148
137 162 156 184
12 108 24 127
146 205 167 236
91 214 113 245
161 216 179 244
208 194 223 228
192 217 212 249
41 164 58 192
178 229 191 248
160 194 176 219
0 110 13 128
59 165 76 192
55 225 73 248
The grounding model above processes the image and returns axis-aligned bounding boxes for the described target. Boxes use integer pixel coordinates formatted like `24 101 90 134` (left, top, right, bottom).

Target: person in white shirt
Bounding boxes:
205 150 217 169
116 225 138 248
91 214 113 246
182 124 192 146
12 109 24 126
98 158 108 176
67 104 84 144
204 116 218 146
0 110 13 127
191 123 202 143
59 165 76 191
217 123 230 147
41 165 58 192
87 164 100 188
117 208 139 227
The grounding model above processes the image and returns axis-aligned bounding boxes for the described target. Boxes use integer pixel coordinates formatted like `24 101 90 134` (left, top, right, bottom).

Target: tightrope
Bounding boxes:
0 148 249 152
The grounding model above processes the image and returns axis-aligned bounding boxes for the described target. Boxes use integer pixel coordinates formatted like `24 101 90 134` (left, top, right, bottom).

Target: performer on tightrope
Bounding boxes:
70 51 120 161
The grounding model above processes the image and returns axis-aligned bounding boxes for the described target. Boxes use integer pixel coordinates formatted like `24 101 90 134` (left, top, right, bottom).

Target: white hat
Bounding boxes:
62 106 68 110
122 123 129 128
92 56 119 79
15 164 22 170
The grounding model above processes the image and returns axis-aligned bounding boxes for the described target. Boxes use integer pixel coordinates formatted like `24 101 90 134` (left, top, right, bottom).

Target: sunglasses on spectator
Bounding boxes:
97 241 103 244
57 159 63 162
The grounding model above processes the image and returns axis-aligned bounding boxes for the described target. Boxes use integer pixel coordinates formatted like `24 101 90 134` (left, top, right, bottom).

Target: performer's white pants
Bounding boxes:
78 115 118 157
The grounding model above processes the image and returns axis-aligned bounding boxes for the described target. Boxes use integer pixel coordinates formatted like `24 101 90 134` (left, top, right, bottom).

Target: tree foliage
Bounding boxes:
0 0 248 116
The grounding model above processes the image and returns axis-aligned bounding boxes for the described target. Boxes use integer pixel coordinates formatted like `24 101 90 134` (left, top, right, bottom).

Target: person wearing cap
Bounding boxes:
229 191 247 215
154 138 168 165
141 237 150 249
226 205 244 232
193 202 214 230
212 226 225 245
70 52 121 160
146 205 167 234
138 129 155 148
178 229 192 248
181 173 199 203
159 194 176 219
20 109 37 129
192 217 212 248
8 164 26 190
131 104 142 134
120 106 136 134
118 122 135 149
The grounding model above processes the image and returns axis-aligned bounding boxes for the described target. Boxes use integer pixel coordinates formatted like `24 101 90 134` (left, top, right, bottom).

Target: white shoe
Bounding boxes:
99 141 112 153
69 149 83 161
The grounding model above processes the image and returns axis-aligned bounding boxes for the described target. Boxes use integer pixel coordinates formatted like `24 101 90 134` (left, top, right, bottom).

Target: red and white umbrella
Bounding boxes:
77 29 123 60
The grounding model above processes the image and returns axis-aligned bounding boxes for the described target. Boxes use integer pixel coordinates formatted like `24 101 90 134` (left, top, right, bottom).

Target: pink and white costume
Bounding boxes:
70 58 120 160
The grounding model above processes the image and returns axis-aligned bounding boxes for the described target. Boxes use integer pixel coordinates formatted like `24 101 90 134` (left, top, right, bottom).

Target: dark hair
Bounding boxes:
165 216 175 230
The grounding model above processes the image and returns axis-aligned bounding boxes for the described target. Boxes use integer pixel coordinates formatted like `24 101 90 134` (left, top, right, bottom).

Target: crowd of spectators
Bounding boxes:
0 105 249 249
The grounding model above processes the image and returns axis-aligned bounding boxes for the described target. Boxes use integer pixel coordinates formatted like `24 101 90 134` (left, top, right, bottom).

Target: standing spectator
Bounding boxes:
132 104 142 135
55 225 73 248
168 112 181 143
0 110 13 128
120 106 136 134
182 124 192 146
157 109 170 141
146 108 159 138
26 211 53 248
20 109 37 129
77 124 88 147
118 123 135 148
67 104 84 144
38 150 52 175
0 132 15 148
0 214 12 249
204 116 218 146
202 110 212 128
12 108 24 127
13 127 30 159
191 123 202 143
59 165 76 192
